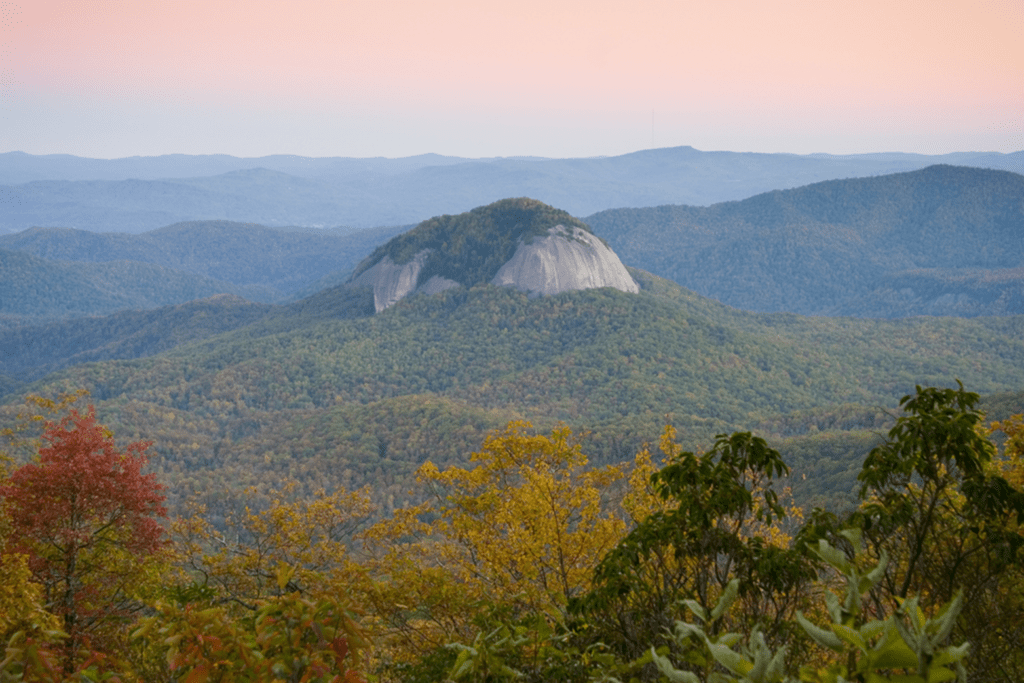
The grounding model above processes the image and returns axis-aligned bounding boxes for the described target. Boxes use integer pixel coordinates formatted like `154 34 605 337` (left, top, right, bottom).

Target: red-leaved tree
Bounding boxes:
0 404 166 673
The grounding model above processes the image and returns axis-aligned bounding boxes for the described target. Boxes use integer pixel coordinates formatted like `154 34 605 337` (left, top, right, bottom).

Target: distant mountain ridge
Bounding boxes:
584 165 1024 317
0 221 407 324
0 150 469 183
3 166 1021 322
0 248 280 324
2 147 1022 233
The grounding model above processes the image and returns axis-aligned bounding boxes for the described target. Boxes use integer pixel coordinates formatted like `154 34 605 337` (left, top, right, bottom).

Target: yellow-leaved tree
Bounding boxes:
172 480 374 605
993 413 1024 489
134 482 376 683
360 421 628 665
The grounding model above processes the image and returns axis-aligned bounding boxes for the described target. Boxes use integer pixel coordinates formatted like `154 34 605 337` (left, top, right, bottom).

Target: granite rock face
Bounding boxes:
348 250 428 313
491 225 638 297
349 214 638 312
349 251 462 313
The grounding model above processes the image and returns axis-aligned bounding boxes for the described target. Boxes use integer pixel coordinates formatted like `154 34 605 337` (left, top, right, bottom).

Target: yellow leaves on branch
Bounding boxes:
0 551 62 639
417 421 627 615
360 421 637 660
622 426 682 524
172 480 374 605
991 413 1024 490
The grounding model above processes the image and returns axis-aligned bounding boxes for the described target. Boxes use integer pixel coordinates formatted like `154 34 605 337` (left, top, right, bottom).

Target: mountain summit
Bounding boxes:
348 198 638 312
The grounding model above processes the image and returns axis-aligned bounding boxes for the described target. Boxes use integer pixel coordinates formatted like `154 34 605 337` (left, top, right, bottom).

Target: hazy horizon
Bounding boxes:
4 146 1024 165
1 1 1022 160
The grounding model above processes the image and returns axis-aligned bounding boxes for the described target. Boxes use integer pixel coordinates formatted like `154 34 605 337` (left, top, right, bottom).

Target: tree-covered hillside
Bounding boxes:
8 272 1024 514
3 382 1020 682
0 248 279 325
4 188 1024 517
585 165 1024 317
0 295 273 384
834 267 1024 317
0 221 408 323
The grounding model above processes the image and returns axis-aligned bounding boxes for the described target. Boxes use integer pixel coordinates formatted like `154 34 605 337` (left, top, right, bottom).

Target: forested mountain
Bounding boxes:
3 147 1021 233
5 166 1021 322
4 161 1024 683
348 198 637 311
6 268 1023 514
585 165 1024 317
3 193 1024 517
0 294 272 382
0 247 280 324
834 267 1024 317
353 198 594 282
0 221 407 323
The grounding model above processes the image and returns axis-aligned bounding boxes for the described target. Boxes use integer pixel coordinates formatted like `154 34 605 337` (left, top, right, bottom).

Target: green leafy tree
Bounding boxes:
847 383 1024 681
650 530 970 683
572 430 816 665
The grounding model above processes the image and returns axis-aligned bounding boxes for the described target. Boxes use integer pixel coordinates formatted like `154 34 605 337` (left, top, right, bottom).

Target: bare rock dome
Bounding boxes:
491 225 638 297
348 198 637 312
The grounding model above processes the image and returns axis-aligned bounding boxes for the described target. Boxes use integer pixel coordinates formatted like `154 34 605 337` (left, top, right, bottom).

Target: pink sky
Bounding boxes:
1 0 1021 158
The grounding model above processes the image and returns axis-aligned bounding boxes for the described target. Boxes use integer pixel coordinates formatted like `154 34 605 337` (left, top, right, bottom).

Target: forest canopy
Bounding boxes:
2 384 1022 682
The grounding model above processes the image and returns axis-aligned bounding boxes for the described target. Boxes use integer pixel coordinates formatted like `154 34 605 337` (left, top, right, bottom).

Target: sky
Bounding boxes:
1 0 1022 160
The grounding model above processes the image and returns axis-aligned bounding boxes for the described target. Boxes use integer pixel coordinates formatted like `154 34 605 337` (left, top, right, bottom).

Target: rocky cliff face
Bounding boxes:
349 250 459 313
491 225 638 296
347 198 638 312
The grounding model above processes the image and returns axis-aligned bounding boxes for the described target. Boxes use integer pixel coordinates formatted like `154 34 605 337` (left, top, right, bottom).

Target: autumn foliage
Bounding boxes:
1 401 166 675
1 387 1022 682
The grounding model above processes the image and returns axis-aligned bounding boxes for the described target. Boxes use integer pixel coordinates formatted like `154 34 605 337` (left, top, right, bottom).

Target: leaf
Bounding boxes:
926 667 958 683
795 613 844 652
927 592 962 647
813 540 851 574
275 563 296 593
672 621 706 643
711 579 740 621
682 600 709 623
871 635 919 670
706 640 753 677
183 664 210 683
650 647 701 683
832 623 866 652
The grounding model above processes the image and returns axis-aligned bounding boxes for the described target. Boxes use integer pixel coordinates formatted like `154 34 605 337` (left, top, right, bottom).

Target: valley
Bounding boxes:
4 256 1024 517
2 155 1023 682
2 175 1024 517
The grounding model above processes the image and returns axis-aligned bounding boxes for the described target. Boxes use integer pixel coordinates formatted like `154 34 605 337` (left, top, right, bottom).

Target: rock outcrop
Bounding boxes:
349 251 461 313
347 198 639 312
491 225 638 296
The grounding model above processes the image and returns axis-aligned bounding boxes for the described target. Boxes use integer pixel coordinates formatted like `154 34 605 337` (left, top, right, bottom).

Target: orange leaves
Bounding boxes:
0 402 168 674
135 591 369 683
